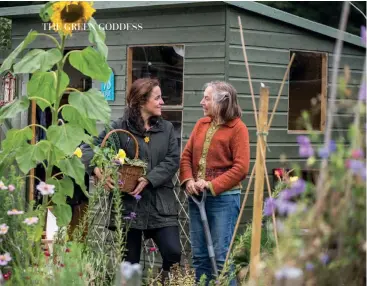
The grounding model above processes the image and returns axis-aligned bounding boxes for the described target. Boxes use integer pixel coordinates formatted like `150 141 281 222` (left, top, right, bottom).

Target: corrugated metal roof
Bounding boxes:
0 1 364 48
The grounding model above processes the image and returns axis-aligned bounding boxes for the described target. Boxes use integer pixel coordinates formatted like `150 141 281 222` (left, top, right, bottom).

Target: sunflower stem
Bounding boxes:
38 33 60 49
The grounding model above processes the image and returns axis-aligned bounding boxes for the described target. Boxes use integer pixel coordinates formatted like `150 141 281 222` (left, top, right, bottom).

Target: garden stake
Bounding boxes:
191 189 218 277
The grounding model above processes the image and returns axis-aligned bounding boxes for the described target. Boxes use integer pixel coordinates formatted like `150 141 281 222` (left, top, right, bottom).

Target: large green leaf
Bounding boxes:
15 143 48 174
88 17 108 60
1 127 32 151
52 204 72 227
61 105 98 136
39 2 54 22
27 71 56 111
47 124 85 155
49 145 66 166
69 47 111 82
0 96 30 123
13 48 62 74
48 176 74 205
56 156 86 193
69 88 111 124
0 30 38 74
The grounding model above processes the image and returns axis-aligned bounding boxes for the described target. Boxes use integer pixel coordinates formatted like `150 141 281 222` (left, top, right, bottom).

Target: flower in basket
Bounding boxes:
0 253 11 266
116 149 127 165
0 224 9 235
23 217 39 226
36 182 55 196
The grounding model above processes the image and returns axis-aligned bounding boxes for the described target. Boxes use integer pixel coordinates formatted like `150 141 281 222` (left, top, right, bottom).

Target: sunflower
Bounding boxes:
50 1 95 35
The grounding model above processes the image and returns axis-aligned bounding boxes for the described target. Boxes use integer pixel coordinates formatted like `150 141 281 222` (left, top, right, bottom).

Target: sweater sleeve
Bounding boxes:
208 123 250 195
179 121 199 186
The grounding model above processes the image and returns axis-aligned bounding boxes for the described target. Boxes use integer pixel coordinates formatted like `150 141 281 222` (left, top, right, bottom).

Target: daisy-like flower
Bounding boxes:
116 149 126 165
73 147 83 158
0 252 11 266
0 181 8 190
8 184 15 192
7 209 24 215
0 224 9 235
23 217 39 226
36 182 55 196
50 1 96 36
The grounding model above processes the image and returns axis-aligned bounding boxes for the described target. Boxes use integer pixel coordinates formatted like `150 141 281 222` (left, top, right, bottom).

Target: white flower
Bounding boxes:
7 209 24 215
0 181 8 190
36 182 55 196
8 185 15 192
23 217 39 226
0 252 11 266
0 224 9 235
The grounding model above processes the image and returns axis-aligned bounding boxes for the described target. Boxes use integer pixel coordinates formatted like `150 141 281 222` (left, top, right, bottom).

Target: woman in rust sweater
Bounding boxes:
180 81 250 285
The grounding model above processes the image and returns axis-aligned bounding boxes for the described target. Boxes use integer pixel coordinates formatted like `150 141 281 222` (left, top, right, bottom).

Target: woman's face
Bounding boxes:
200 86 215 117
141 86 164 116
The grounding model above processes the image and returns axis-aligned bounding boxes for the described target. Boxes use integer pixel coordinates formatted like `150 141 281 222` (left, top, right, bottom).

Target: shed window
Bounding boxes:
288 51 327 132
127 45 184 150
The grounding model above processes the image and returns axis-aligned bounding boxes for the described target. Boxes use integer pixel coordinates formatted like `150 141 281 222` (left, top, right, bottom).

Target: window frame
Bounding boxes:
126 44 185 152
287 50 328 134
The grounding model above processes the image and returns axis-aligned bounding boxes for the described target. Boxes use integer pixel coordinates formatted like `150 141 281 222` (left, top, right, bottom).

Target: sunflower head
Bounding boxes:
50 1 96 35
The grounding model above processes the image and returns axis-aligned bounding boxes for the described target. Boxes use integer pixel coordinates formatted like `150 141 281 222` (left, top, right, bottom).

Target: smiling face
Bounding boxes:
141 86 164 117
200 86 216 117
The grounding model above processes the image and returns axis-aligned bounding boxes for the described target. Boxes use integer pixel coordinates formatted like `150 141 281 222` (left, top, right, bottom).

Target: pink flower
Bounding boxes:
8 185 15 192
149 247 157 253
0 224 9 235
23 217 39 225
36 182 55 196
0 252 11 266
7 209 24 215
0 181 8 190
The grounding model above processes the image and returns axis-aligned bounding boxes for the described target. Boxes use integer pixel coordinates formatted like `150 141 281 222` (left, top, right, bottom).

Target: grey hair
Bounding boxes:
203 81 242 122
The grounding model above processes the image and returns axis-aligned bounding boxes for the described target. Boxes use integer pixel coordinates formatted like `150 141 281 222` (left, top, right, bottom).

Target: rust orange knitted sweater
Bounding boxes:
179 117 250 196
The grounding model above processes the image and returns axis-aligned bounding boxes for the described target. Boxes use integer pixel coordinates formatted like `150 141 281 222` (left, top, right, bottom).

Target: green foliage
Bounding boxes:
0 17 11 50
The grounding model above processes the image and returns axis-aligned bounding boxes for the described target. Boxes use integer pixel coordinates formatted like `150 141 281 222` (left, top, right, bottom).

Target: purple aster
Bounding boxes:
291 179 306 196
279 189 293 200
276 199 297 216
130 212 137 219
320 253 330 265
299 145 314 158
361 26 366 46
347 159 366 181
134 194 142 201
305 262 314 271
358 82 366 102
297 135 311 146
263 197 276 216
317 140 337 159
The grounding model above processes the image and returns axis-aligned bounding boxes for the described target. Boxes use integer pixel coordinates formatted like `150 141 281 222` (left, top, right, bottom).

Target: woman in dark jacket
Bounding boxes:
81 78 181 275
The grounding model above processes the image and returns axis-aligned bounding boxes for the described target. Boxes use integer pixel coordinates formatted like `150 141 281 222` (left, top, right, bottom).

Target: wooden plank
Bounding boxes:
184 75 225 91
230 45 290 64
228 79 288 96
13 26 226 49
92 76 125 92
11 7 225 36
108 92 126 106
229 29 364 56
328 54 365 70
108 46 127 61
228 62 289 80
229 7 304 35
126 47 133 95
185 43 225 58
185 59 225 75
320 54 327 132
108 61 126 76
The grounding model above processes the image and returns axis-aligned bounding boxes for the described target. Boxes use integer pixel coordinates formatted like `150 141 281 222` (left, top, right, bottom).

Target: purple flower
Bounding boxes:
347 159 366 181
130 212 137 219
297 136 311 145
305 262 314 271
118 179 124 186
276 199 297 216
124 216 131 220
291 179 306 196
320 253 329 265
361 26 366 46
134 194 142 201
317 140 336 159
358 82 366 101
351 149 364 159
297 136 314 158
263 198 276 216
113 160 122 166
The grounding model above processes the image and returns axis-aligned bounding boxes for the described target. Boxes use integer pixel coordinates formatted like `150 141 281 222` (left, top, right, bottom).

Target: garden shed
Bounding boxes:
0 0 365 261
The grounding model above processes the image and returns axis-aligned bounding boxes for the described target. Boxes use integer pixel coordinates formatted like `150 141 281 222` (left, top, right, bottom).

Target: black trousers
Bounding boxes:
125 226 182 271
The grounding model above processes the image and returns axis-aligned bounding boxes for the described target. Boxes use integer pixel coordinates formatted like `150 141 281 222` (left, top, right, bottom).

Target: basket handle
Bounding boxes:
101 129 139 159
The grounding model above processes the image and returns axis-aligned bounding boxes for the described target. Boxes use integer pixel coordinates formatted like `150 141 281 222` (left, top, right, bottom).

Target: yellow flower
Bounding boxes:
50 1 95 35
144 136 150 143
116 149 126 165
289 176 299 183
307 156 316 166
73 147 82 158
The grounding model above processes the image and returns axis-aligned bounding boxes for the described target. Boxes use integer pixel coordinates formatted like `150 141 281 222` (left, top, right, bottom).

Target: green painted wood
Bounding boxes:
108 92 126 106
328 54 365 71
185 43 225 58
13 26 226 49
92 76 125 92
184 75 225 91
229 29 364 56
108 46 127 61
228 62 289 80
228 79 288 96
230 45 289 64
185 59 225 75
108 61 126 76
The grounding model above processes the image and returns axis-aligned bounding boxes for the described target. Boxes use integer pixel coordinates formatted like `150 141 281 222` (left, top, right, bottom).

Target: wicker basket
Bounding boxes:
101 129 145 193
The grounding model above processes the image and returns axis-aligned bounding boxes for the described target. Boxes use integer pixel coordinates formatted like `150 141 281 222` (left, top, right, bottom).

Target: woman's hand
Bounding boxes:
185 179 199 196
94 167 115 191
194 179 209 192
130 177 149 196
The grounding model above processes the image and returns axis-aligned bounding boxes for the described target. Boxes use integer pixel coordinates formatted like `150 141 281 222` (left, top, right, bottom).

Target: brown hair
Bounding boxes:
124 78 160 132
203 81 242 122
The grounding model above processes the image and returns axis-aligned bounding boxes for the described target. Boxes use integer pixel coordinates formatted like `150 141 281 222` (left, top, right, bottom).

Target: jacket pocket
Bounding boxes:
155 186 178 216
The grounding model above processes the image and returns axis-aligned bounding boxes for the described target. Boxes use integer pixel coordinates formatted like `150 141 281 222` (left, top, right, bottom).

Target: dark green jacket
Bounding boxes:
81 117 180 230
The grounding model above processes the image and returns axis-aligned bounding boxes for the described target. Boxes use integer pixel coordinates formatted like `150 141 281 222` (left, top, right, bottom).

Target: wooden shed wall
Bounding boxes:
225 6 365 224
